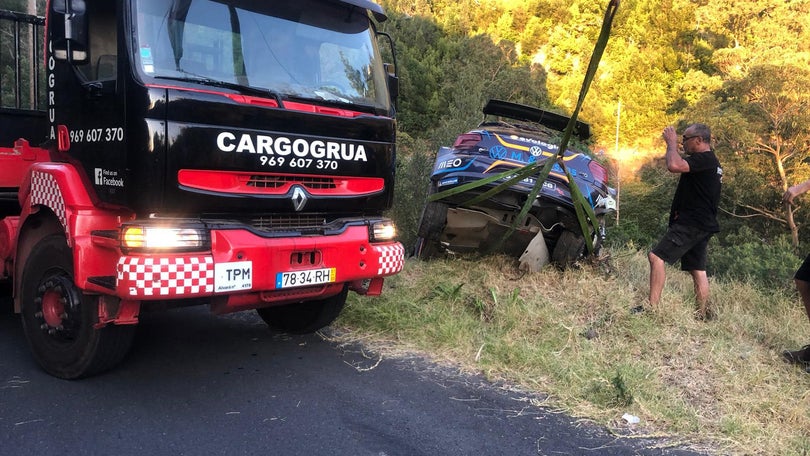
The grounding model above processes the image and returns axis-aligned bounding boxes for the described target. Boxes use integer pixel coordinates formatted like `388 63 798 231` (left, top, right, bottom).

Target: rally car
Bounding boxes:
414 99 616 267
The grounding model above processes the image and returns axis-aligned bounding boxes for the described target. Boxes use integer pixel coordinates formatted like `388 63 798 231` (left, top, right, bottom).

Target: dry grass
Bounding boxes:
337 248 810 455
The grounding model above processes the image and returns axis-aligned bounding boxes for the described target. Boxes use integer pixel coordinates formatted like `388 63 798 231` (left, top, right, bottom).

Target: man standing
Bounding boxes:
781 178 810 370
639 124 723 319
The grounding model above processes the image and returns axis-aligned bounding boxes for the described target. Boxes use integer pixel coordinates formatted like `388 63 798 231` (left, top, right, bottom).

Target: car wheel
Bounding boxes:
413 236 443 260
551 230 586 268
256 286 348 334
415 189 448 261
20 234 135 379
417 200 448 239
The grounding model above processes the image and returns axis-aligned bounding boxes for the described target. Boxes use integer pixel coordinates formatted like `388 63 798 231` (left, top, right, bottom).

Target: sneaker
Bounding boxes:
782 345 810 365
630 305 646 314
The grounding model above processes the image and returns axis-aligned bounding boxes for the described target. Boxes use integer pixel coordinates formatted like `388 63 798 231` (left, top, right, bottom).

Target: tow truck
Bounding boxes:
0 0 403 378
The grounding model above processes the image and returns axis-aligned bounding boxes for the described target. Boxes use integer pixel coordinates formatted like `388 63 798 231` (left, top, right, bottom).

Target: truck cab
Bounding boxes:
50 0 398 213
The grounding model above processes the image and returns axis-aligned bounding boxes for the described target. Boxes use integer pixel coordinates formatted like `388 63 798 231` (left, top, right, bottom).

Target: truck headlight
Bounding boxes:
370 220 397 242
121 226 208 251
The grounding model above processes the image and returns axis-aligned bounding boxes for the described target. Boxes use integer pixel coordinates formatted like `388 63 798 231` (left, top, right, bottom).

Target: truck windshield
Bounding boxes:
132 0 390 112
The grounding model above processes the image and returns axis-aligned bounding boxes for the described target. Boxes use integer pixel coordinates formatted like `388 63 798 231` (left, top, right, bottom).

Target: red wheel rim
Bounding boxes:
41 289 65 327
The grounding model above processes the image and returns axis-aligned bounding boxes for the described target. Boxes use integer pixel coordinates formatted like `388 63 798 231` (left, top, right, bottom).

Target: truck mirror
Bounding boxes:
51 0 89 64
385 66 399 102
52 0 67 13
377 31 399 105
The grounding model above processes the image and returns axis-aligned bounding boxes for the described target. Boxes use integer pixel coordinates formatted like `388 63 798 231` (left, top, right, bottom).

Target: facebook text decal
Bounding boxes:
94 168 125 187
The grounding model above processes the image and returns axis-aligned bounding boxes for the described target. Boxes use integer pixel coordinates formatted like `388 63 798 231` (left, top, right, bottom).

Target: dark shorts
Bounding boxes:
795 254 810 282
651 224 714 271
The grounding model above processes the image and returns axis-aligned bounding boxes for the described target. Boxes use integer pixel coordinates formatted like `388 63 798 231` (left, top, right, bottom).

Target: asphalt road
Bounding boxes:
0 305 709 456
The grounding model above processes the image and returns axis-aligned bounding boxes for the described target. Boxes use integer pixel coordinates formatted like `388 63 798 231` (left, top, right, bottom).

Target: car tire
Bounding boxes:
413 236 442 260
551 230 586 268
416 200 448 239
415 188 448 260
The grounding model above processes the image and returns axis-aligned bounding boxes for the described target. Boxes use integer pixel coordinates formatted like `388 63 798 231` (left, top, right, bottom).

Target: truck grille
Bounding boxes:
247 175 337 190
248 214 327 232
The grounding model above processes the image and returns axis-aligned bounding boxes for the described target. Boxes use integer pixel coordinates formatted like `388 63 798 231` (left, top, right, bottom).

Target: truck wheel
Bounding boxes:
256 286 348 334
19 235 135 379
0 282 12 315
551 230 586 268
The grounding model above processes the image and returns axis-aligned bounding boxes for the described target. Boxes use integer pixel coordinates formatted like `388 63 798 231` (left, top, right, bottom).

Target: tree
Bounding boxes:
721 66 810 247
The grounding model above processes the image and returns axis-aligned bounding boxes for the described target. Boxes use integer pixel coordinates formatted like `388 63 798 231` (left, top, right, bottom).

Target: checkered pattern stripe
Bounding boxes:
30 171 67 231
374 243 404 275
117 256 215 297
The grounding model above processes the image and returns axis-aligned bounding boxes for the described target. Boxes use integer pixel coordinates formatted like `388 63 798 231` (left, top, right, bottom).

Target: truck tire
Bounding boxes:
19 234 135 379
0 281 12 315
551 230 586 268
256 286 348 334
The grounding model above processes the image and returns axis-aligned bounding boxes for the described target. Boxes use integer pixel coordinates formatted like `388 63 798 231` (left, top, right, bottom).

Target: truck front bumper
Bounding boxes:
115 224 404 304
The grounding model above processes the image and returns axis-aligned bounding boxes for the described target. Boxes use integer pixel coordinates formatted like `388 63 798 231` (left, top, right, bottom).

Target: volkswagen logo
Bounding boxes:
489 146 508 159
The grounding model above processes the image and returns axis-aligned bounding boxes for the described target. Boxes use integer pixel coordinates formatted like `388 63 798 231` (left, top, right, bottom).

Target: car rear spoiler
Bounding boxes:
482 99 591 140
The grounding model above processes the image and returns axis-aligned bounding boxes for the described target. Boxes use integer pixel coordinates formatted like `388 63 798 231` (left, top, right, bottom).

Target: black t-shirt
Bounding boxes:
669 150 723 232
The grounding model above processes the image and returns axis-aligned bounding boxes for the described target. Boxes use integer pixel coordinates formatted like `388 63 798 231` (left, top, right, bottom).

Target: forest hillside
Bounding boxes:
381 0 810 292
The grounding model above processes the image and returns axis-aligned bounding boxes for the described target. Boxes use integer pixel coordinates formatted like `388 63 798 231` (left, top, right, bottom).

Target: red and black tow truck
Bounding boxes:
0 0 403 379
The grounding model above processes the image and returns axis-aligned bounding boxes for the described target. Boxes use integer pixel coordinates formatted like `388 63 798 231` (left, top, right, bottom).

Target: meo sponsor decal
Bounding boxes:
215 261 253 292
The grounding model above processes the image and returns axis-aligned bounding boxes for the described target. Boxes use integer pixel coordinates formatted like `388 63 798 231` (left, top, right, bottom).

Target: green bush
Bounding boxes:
605 219 656 250
708 226 800 291
388 132 437 252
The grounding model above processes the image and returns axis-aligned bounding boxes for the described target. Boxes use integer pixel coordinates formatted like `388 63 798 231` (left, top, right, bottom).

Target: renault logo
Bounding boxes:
291 186 308 212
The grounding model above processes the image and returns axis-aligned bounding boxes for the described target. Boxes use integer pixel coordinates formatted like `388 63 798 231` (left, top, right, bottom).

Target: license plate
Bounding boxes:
214 261 253 293
275 268 336 289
